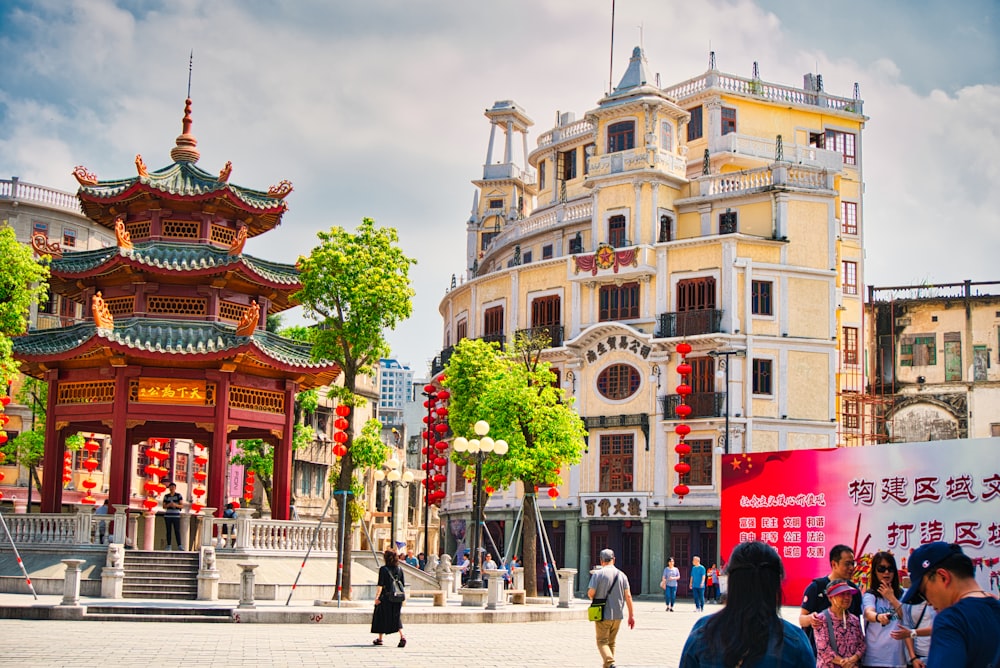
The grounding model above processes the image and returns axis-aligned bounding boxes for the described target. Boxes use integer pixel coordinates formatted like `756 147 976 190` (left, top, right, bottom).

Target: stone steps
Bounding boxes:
84 606 231 623
122 550 199 600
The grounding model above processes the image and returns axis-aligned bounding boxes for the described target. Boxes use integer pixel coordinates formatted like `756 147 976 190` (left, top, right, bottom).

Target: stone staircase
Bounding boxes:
122 550 199 600
83 605 232 623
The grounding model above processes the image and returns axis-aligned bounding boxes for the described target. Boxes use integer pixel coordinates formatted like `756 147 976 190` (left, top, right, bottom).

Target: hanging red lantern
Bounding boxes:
673 484 690 497
0 396 10 407
674 462 691 475
333 431 347 443
83 457 99 472
434 441 448 451
676 384 692 395
192 488 205 497
436 390 450 401
81 479 97 490
190 503 204 513
676 362 693 376
676 342 692 356
334 417 349 431
193 470 207 482
0 432 7 445
435 407 448 417
433 456 447 467
335 404 351 417
674 340 694 503
142 497 158 511
435 374 446 384
81 495 96 505
434 423 448 434
547 487 559 499
434 473 447 483
0 413 8 425
674 424 691 437
194 455 208 466
675 404 693 418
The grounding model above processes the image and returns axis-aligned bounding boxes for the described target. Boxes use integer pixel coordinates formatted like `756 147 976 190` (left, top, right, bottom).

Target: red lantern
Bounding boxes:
435 407 449 417
674 424 691 437
674 462 691 475
333 431 348 443
154 482 166 495
433 456 447 467
676 442 692 456
485 485 495 494
674 484 690 497
436 390 450 401
144 481 159 494
231 501 240 509
676 384 692 396
194 455 208 466
435 441 448 451
435 374 446 384
81 479 97 490
144 464 158 476
547 487 559 499
142 497 158 510
434 423 448 434
675 404 693 418
334 417 348 431
63 473 72 483
422 416 430 424
433 473 447 483
83 458 99 472
190 503 204 513
335 405 351 417
0 432 7 445
84 439 100 452
677 342 692 355
193 471 207 482
0 413 8 425
677 363 693 376
423 384 436 394
192 488 205 497
0 396 10 407
81 495 96 505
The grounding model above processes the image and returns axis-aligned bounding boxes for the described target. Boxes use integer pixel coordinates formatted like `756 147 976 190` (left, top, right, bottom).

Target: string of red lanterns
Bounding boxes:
0 395 7 500
673 342 694 502
190 443 208 513
332 404 350 460
142 438 170 511
244 469 255 505
79 435 101 505
421 378 450 508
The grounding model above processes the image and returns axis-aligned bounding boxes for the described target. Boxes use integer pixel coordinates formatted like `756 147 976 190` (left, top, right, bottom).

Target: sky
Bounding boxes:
1 0 997 375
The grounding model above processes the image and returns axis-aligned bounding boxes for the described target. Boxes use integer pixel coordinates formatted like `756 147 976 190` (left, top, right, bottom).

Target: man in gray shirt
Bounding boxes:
587 548 635 668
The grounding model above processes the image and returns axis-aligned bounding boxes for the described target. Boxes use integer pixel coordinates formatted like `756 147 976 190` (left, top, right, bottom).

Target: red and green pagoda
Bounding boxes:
13 98 339 519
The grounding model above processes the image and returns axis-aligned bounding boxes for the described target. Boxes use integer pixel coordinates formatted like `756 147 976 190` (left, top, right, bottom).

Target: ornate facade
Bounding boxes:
435 48 867 593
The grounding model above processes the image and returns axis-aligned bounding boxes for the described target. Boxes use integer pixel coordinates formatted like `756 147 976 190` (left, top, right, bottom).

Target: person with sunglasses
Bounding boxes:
900 542 1000 668
861 551 906 668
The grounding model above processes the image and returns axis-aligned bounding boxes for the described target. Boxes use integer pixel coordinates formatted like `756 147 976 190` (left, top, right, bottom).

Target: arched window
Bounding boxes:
607 121 635 153
596 364 641 400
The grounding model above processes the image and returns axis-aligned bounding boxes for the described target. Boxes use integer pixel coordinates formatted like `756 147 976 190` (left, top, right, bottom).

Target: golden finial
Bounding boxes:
135 154 148 177
236 301 260 336
228 226 247 256
114 216 133 250
92 292 115 330
170 98 200 163
266 180 293 199
72 165 98 186
218 161 232 183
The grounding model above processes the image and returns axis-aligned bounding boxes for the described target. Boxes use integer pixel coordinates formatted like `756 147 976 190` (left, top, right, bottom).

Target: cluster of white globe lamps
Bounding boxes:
373 458 415 484
451 420 509 456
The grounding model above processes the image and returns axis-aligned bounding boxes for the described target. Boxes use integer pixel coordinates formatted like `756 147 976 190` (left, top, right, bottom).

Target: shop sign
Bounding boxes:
580 493 647 518
136 378 208 405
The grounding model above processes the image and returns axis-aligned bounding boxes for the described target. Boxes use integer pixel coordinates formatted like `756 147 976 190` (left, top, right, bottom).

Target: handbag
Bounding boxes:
387 567 406 602
588 571 619 622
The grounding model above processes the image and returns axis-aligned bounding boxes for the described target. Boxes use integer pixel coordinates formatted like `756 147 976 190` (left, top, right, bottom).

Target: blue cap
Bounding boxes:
900 542 963 604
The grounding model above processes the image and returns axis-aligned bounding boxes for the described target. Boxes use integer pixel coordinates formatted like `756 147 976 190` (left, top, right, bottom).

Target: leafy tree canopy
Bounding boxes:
0 224 49 384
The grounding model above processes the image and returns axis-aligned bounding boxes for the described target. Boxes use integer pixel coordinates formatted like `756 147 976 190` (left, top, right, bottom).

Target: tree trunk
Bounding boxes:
523 493 537 596
335 450 355 600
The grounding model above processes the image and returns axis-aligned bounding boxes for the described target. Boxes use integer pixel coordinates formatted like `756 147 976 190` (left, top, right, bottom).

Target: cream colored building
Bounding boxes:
866 280 1000 443
435 49 867 594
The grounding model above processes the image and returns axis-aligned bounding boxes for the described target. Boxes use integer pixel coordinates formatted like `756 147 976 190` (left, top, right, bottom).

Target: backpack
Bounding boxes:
386 567 406 603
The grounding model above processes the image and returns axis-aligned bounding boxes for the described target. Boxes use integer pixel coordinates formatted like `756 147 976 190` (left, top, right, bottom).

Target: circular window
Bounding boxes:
596 364 641 400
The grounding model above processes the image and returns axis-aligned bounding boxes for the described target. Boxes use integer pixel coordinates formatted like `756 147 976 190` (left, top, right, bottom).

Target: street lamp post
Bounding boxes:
373 456 414 547
708 349 745 455
452 420 508 589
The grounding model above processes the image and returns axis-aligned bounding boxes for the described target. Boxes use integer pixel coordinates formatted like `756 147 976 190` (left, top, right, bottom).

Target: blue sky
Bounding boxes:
1 0 997 372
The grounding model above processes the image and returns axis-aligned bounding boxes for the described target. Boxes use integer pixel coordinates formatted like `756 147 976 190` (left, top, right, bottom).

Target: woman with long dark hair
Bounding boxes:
861 551 905 667
679 541 814 667
370 549 407 647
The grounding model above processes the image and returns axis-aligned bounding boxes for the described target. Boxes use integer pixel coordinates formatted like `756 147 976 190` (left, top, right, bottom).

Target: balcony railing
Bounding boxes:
663 393 725 419
515 324 564 348
656 310 723 338
1 177 83 214
662 71 863 115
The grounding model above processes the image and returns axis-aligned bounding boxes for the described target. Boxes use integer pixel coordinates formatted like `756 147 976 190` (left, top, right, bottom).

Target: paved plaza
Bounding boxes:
0 596 805 668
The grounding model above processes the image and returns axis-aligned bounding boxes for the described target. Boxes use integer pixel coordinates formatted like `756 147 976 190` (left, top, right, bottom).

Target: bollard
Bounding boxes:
556 568 578 608
61 559 86 606
512 566 524 591
238 563 258 609
484 569 507 610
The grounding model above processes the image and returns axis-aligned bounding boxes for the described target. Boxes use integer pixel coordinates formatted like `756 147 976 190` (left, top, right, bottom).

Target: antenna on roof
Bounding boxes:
187 50 194 99
608 0 616 94
637 22 644 51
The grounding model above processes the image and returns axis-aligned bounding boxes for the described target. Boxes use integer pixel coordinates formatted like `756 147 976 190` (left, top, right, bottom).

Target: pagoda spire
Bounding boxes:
170 97 200 164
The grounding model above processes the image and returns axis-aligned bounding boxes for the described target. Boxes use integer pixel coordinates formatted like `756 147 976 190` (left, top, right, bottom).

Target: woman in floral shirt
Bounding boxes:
814 579 865 668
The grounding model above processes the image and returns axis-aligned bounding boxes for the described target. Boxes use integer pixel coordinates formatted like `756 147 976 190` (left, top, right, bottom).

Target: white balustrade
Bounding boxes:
4 513 80 545
0 178 83 213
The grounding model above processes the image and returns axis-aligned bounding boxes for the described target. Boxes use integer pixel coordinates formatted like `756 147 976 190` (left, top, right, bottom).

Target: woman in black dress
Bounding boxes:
371 549 407 647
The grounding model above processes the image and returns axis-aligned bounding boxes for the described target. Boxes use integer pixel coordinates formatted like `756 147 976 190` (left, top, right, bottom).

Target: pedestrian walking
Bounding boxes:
162 482 183 550
690 556 706 612
707 562 721 603
679 541 814 668
814 579 866 668
798 544 862 651
587 548 634 668
371 549 407 648
660 557 680 611
861 551 906 668
900 541 1000 668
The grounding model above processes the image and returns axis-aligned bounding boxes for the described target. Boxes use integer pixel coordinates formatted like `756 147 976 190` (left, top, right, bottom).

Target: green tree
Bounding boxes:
444 336 586 596
294 218 415 598
0 224 49 384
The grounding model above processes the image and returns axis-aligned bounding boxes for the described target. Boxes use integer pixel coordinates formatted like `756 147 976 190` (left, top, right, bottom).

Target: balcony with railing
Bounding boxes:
482 163 537 185
536 118 595 148
586 147 686 180
515 324 564 348
708 133 843 171
663 393 725 419
661 70 863 115
656 310 723 338
0 177 83 214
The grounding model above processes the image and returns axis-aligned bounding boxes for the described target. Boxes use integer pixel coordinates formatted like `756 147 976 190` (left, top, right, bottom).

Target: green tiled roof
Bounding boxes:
49 242 299 286
78 161 285 212
14 318 333 370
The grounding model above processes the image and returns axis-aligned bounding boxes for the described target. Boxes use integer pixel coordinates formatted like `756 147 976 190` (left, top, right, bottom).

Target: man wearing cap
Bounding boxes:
162 482 184 551
799 544 863 650
587 548 635 668
900 541 1000 668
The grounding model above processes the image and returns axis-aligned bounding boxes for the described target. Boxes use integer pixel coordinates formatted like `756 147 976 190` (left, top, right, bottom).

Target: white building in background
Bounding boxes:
377 358 413 430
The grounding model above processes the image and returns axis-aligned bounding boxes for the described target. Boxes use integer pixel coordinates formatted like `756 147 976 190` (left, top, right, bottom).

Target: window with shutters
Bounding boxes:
843 327 859 365
608 215 627 247
687 106 703 141
680 439 713 486
753 359 773 395
841 201 858 235
599 282 640 321
842 261 858 295
456 319 467 342
600 434 634 492
752 280 773 316
531 295 561 328
483 307 504 339
560 149 577 181
677 277 716 312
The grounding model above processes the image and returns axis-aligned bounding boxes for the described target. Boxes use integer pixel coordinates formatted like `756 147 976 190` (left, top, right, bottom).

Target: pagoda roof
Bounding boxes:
13 318 340 387
77 161 288 235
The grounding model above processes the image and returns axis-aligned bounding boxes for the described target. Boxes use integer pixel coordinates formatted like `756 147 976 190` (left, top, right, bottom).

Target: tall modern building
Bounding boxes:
377 358 413 430
434 48 867 594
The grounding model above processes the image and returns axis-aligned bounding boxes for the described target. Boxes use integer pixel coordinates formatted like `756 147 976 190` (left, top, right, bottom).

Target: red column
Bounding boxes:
107 367 131 506
40 371 62 512
207 373 231 516
270 381 296 520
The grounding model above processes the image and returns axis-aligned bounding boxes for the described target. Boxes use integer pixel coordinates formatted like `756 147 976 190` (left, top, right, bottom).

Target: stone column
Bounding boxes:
512 566 524 591
484 569 506 610
179 512 191 551
199 507 217 548
76 505 94 543
450 565 463 594
60 559 85 606
112 505 129 545
12 497 26 514
142 510 156 551
101 543 125 599
238 563 258 609
578 520 591 595
126 510 140 549
556 568 577 608
234 507 255 550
